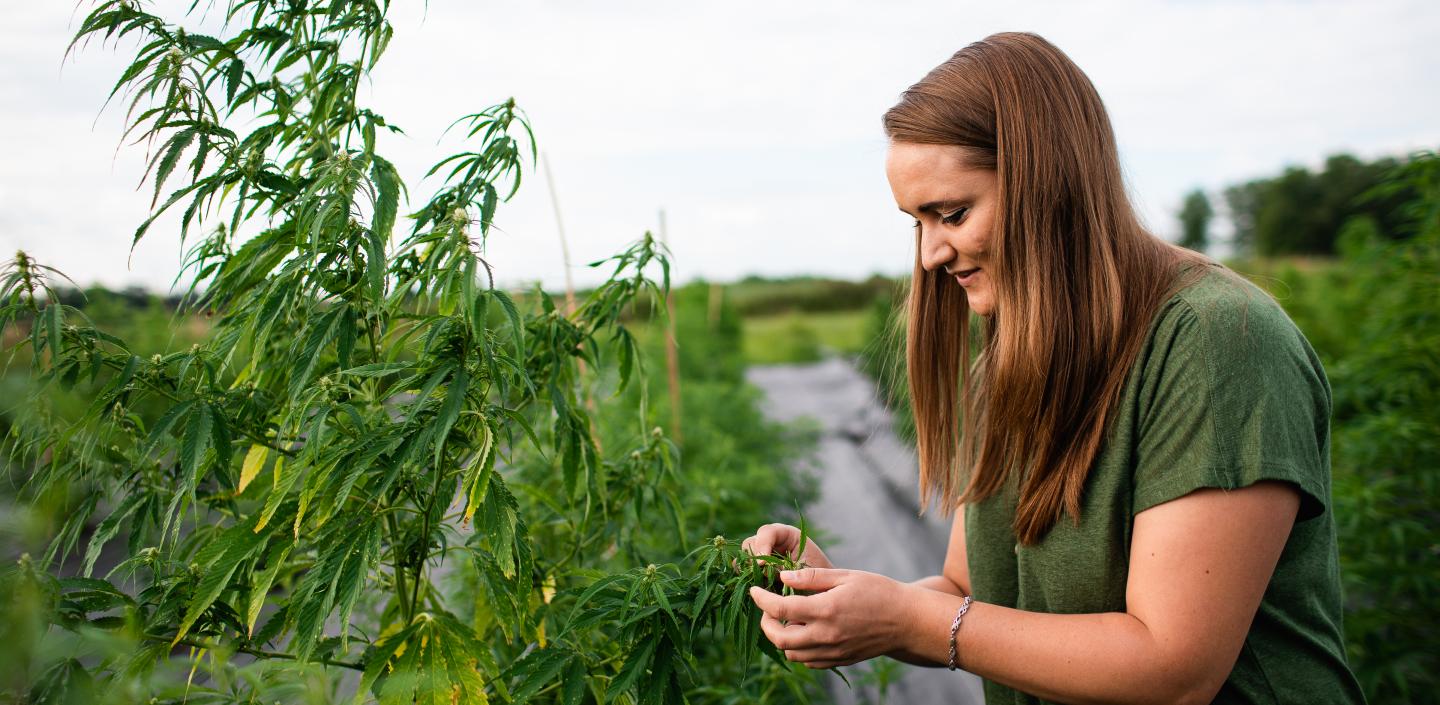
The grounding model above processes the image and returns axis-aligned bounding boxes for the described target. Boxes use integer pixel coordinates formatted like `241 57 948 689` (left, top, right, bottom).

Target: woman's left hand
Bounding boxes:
748 567 917 669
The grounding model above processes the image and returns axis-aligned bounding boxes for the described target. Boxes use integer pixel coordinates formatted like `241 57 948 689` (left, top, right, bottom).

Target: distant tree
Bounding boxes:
1223 180 1263 255
1222 153 1416 256
1177 189 1213 253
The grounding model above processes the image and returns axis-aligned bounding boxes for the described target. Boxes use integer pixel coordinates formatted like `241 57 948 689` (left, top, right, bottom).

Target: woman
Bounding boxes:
743 33 1366 705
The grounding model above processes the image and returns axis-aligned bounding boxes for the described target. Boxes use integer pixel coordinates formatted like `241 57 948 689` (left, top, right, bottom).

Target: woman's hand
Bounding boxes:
748 567 918 669
740 523 834 569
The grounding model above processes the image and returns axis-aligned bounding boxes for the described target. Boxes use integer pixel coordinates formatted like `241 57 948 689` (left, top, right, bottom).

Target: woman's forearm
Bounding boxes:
910 574 964 596
886 575 967 667
901 589 1198 705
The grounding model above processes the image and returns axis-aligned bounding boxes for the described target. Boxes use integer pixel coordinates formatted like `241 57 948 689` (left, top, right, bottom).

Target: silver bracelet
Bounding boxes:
947 595 974 671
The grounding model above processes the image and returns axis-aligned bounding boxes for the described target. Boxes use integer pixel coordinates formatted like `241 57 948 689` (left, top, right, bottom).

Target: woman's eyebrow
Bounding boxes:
898 199 968 217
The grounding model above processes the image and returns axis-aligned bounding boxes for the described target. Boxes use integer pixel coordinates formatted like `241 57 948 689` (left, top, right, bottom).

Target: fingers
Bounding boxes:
793 657 854 670
749 584 827 625
783 651 856 669
748 585 790 622
779 567 849 592
758 607 817 650
751 584 861 669
742 523 798 558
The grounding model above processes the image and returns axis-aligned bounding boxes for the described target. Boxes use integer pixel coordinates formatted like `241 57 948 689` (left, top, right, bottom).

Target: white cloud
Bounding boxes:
2 0 1437 291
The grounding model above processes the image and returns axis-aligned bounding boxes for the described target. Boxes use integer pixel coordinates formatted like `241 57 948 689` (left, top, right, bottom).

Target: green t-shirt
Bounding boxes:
965 266 1367 704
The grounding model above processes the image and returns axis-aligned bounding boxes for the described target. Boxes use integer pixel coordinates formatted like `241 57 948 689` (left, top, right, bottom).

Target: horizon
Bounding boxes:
3 1 1437 293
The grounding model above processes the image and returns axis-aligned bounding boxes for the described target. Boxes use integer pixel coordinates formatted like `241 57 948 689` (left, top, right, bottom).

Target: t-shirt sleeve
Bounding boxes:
1131 285 1331 522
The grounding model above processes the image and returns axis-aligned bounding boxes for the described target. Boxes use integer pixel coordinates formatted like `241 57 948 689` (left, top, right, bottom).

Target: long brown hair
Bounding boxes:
883 32 1208 545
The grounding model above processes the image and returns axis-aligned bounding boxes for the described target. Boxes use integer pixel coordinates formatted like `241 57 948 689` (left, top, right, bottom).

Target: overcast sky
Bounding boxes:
2 0 1437 292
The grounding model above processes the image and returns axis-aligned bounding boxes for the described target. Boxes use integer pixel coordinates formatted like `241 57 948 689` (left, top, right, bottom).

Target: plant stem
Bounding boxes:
386 509 412 623
94 353 296 457
411 457 446 621
144 632 363 671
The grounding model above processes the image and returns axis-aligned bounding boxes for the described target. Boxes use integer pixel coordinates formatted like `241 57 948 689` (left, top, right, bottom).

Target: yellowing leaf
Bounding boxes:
253 455 288 533
238 444 268 494
461 423 494 526
229 356 257 388
293 490 308 539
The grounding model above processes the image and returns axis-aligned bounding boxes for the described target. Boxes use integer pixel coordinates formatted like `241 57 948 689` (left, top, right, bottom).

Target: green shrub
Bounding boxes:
0 4 824 703
1263 152 1440 703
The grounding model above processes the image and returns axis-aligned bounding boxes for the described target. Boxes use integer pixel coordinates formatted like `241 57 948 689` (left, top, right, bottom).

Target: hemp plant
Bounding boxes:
0 2 818 703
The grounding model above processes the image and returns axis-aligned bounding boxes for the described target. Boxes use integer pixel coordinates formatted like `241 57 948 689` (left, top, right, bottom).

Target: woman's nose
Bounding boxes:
918 227 954 273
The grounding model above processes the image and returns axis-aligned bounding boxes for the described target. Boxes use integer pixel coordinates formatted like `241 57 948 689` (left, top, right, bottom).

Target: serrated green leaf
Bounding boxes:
153 128 196 206
253 455 293 532
651 582 673 618
353 622 420 705
510 647 571 704
289 305 346 399
209 411 234 479
461 421 495 526
141 399 193 460
560 656 587 705
45 302 62 356
372 154 400 240
82 492 144 578
366 223 387 302
432 368 468 468
561 574 626 637
180 403 214 482
333 520 381 651
246 540 291 636
610 634 657 698
376 624 425 704
224 58 243 104
172 522 267 645
490 289 524 352
340 362 411 378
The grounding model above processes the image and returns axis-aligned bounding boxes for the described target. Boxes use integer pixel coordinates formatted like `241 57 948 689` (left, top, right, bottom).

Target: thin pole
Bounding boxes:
659 209 682 445
543 153 601 451
542 152 578 317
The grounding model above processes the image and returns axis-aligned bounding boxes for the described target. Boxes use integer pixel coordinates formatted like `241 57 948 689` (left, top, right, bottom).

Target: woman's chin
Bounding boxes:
964 290 994 317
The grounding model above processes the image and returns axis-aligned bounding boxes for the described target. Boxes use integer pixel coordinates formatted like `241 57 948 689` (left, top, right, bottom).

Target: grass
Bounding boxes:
741 309 872 365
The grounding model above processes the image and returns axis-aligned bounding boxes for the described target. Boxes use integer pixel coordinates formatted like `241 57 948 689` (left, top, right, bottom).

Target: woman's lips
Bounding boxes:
955 267 981 286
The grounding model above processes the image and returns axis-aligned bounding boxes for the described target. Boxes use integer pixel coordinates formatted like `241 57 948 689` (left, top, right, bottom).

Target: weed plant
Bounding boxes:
0 3 826 703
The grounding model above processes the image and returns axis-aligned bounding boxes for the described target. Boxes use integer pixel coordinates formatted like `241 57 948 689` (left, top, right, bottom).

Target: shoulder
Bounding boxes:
1162 265 1296 339
1130 263 1332 522
1146 265 1325 392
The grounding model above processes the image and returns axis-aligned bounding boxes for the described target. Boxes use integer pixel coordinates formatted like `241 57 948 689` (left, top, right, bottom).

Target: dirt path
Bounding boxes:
746 357 985 705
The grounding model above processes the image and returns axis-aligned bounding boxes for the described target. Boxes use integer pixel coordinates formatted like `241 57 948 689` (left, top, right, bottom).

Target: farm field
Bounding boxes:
741 309 872 365
0 2 1435 704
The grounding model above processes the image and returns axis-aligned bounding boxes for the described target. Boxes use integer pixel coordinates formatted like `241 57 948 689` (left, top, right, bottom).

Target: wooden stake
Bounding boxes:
542 153 578 317
659 209 682 445
543 153 601 452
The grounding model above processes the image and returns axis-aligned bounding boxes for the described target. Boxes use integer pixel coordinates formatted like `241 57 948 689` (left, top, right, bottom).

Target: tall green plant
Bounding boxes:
1286 152 1440 703
0 3 816 703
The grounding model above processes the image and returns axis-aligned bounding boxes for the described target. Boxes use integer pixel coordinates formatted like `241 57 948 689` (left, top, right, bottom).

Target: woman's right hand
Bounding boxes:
740 523 835 570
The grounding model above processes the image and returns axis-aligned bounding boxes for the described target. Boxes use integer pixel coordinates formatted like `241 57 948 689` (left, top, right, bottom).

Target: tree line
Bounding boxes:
1178 152 1423 256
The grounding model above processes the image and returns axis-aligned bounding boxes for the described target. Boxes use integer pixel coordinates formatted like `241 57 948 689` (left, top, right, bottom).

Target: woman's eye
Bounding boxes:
941 208 968 225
